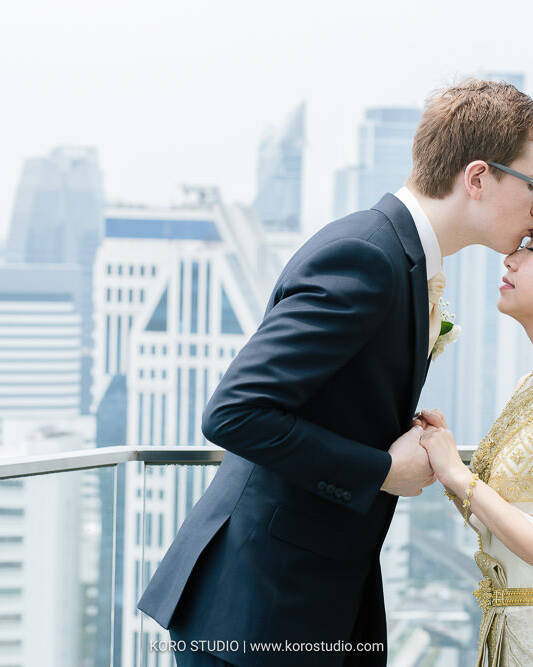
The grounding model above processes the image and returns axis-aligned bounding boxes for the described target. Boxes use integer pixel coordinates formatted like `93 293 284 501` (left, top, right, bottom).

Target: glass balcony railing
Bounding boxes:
0 446 476 667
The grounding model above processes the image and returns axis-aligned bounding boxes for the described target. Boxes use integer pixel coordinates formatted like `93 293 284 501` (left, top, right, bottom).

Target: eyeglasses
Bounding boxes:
487 161 533 187
516 238 533 252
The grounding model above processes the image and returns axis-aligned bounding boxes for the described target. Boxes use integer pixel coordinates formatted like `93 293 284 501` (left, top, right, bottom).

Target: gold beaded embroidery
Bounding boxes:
468 371 533 570
469 371 533 489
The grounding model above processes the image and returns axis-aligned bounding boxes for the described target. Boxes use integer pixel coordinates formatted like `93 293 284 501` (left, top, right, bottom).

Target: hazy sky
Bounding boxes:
1 0 532 242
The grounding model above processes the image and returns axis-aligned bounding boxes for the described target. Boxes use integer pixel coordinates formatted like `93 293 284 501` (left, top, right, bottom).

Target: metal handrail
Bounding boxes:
0 445 475 480
0 445 225 480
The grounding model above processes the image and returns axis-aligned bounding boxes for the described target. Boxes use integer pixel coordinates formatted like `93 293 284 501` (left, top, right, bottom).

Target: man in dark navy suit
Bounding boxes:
138 80 533 665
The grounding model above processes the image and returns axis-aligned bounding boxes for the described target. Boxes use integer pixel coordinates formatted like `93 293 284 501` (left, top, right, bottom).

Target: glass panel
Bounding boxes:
139 462 220 667
0 464 117 666
382 482 481 665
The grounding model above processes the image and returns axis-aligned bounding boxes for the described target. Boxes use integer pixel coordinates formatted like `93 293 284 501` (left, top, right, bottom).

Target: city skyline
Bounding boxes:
1 23 532 658
1 0 532 243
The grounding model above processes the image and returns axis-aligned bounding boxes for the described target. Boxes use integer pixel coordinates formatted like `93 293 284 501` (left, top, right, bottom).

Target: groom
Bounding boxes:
138 80 533 666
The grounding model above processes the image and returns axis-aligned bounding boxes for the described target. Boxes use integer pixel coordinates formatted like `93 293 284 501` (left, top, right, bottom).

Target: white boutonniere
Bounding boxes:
432 299 461 360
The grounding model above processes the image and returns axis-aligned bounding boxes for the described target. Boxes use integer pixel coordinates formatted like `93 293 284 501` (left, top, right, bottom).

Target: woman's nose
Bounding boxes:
504 252 518 270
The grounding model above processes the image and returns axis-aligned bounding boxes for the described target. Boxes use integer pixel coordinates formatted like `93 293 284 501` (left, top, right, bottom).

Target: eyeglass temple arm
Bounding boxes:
487 161 533 186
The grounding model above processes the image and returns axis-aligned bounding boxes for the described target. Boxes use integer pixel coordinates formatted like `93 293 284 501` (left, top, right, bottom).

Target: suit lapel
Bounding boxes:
408 262 430 416
371 193 429 417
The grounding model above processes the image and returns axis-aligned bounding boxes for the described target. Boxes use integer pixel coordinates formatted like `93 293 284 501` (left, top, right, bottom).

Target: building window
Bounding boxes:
189 344 197 356
149 393 155 446
116 316 122 373
140 265 145 276
158 513 164 547
105 315 111 373
205 261 211 334
146 513 152 547
178 260 184 334
129 265 134 276
129 288 133 303
106 288 111 302
161 393 166 445
191 261 199 334
204 344 209 356
176 367 182 445
151 265 156 276
138 393 144 445
117 265 123 275
134 561 139 614
106 264 112 275
188 368 196 445
140 288 145 303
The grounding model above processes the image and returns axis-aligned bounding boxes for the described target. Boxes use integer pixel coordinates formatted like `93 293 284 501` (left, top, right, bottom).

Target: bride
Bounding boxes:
417 237 533 666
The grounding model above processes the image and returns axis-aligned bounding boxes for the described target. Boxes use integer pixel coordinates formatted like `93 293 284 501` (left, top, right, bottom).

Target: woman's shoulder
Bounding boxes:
515 373 532 391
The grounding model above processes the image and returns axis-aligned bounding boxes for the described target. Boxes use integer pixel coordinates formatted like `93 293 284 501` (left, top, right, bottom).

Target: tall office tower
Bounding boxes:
6 146 105 414
333 107 421 217
91 187 278 664
0 264 83 423
0 418 96 667
254 102 306 235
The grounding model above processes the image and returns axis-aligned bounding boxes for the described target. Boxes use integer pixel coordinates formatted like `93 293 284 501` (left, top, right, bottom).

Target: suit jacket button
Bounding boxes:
317 481 327 492
326 484 335 495
342 491 352 502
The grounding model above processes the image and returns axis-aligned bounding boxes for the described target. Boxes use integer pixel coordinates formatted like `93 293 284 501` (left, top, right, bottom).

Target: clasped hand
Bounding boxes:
414 409 466 489
381 408 464 497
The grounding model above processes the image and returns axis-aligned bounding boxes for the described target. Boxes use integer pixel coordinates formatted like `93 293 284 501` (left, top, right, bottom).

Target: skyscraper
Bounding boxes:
0 264 83 420
254 102 306 233
91 189 279 664
6 146 105 414
333 106 421 216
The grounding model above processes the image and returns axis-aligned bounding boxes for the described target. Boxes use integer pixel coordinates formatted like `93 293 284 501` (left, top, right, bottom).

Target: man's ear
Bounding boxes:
464 160 490 201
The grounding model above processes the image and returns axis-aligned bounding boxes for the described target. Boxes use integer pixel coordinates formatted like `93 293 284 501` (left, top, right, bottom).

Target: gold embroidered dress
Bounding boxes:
468 371 533 666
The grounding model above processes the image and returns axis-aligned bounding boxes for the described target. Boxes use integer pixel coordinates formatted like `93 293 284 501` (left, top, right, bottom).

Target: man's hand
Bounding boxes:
380 426 436 497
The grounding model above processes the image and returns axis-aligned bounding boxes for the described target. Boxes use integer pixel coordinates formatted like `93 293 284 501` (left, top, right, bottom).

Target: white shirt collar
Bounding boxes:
394 186 442 280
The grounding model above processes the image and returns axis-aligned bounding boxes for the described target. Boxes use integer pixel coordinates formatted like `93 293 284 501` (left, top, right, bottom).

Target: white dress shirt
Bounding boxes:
394 186 442 280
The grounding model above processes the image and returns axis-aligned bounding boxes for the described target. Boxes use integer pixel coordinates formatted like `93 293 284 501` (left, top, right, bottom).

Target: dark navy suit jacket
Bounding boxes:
137 194 432 666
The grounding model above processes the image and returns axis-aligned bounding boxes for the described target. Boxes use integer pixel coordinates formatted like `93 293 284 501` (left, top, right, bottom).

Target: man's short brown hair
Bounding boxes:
410 79 533 198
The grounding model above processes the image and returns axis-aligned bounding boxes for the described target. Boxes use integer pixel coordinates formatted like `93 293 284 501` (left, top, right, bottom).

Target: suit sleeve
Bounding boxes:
201 237 395 514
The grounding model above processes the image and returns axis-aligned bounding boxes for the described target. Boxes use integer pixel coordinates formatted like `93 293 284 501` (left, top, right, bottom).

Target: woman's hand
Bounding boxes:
419 427 469 489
